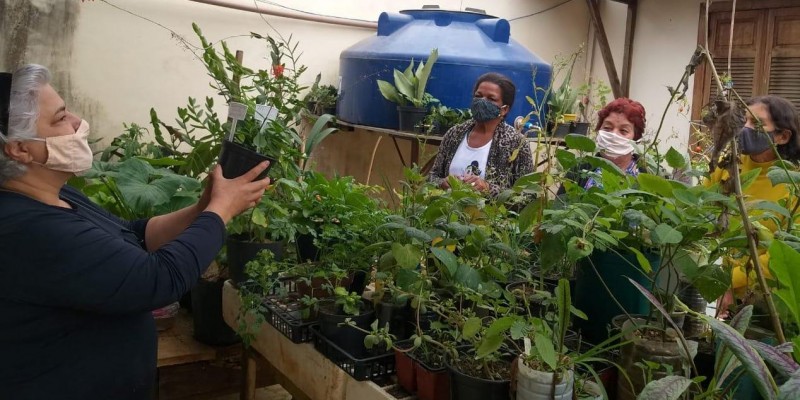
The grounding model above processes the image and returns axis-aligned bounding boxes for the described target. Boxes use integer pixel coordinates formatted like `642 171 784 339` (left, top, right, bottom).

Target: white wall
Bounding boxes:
590 0 703 153
66 0 591 145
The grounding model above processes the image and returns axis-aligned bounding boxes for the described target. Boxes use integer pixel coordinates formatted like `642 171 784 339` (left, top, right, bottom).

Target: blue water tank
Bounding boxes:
338 9 552 131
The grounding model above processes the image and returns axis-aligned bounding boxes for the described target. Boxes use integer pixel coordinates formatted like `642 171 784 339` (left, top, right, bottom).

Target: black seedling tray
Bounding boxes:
310 325 396 381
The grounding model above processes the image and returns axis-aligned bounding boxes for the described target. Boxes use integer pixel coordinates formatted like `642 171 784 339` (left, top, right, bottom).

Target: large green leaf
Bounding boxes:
393 69 416 101
391 243 421 269
565 134 596 152
377 79 405 105
415 48 438 99
652 223 683 245
534 334 558 371
638 173 673 197
518 202 538 233
768 240 800 328
665 147 687 169
740 167 762 191
767 167 800 186
462 317 481 340
636 376 692 400
476 332 504 359
430 247 458 277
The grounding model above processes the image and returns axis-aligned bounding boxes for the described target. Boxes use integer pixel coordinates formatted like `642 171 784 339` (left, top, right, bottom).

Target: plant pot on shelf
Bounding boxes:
295 269 367 299
447 349 512 400
191 279 240 346
322 103 337 116
616 320 697 400
394 344 417 394
551 121 590 138
397 105 427 132
377 297 414 340
218 139 275 181
227 236 285 287
505 281 549 317
318 299 375 358
573 250 660 345
515 357 574 400
414 358 449 400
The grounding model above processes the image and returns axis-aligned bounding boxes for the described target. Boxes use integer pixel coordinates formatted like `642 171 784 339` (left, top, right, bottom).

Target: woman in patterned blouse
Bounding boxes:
427 73 534 197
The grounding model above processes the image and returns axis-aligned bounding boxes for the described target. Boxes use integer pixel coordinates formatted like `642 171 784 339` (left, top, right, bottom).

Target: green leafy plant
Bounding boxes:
334 286 362 316
304 73 338 115
377 48 439 108
421 104 471 135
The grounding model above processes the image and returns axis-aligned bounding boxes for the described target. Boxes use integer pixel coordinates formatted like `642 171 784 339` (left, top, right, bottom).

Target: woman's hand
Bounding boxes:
461 174 489 192
204 162 271 223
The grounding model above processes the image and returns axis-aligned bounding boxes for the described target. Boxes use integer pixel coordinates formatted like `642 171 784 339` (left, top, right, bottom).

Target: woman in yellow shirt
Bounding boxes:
711 95 800 316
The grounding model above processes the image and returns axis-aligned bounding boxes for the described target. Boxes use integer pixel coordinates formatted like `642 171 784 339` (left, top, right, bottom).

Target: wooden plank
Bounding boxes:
222 281 396 400
620 0 638 97
586 0 624 98
157 310 218 368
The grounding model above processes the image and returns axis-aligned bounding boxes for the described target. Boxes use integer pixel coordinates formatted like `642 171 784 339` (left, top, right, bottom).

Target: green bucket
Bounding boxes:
573 250 660 345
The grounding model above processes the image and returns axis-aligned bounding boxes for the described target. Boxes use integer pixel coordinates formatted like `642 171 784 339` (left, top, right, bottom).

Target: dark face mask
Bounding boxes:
737 126 774 155
471 98 503 122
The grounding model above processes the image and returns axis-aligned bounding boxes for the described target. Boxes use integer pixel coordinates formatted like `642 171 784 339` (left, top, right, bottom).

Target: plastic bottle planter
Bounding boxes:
615 319 696 400
218 140 275 181
515 358 574 400
397 106 428 133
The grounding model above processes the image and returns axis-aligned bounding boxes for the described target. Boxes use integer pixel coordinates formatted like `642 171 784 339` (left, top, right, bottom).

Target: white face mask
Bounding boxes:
595 129 635 157
28 119 93 175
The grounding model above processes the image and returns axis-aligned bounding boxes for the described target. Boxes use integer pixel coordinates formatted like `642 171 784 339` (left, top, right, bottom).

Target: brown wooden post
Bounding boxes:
233 50 244 86
240 347 257 400
586 0 624 98
621 0 638 97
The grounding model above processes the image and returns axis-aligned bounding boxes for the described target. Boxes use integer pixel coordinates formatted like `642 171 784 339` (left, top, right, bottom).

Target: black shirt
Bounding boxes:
0 186 224 399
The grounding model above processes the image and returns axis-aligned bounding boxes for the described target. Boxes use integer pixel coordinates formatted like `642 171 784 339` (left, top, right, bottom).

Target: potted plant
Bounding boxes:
540 47 591 138
318 286 376 357
377 48 439 132
304 73 338 116
421 104 471 135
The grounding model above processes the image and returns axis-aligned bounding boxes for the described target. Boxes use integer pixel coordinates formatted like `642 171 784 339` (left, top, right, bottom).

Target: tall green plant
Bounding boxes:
377 48 439 108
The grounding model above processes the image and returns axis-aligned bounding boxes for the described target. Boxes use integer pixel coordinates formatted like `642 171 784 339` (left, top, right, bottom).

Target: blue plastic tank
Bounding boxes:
337 9 552 131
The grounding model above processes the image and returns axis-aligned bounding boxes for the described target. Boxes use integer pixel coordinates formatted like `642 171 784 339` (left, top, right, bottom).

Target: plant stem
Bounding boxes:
700 50 786 344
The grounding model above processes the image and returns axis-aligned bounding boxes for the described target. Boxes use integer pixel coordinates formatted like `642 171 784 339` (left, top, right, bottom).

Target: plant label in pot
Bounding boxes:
218 140 276 181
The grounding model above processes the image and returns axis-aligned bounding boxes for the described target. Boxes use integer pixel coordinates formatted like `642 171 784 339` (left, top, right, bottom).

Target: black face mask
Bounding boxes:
471 98 502 122
737 126 774 155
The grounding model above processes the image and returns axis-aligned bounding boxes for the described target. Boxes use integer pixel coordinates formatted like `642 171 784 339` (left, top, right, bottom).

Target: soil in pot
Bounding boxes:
616 320 697 400
318 299 375 358
191 279 240 346
447 352 512 400
227 236 285 287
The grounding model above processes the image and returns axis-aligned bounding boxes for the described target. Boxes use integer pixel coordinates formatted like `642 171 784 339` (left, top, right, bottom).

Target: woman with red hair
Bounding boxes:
561 98 646 191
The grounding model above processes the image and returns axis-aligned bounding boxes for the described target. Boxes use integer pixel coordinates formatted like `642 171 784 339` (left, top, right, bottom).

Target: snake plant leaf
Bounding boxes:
416 48 438 100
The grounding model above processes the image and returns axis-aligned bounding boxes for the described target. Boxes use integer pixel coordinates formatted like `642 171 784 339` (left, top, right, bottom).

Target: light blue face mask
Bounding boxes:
470 98 503 122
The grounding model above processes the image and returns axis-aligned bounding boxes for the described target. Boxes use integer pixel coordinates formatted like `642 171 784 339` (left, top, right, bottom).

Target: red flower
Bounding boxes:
272 64 285 77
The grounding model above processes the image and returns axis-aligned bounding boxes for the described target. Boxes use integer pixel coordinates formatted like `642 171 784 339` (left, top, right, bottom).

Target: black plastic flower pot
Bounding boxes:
191 279 240 346
218 140 275 180
377 297 413 340
295 233 321 262
397 106 427 132
318 300 375 358
551 121 590 138
447 361 511 400
226 236 285 287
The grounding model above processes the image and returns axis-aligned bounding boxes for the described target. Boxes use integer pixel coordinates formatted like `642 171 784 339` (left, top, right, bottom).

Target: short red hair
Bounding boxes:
595 98 646 140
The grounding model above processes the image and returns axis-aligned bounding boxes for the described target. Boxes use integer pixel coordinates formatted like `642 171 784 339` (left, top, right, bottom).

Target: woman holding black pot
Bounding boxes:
0 65 270 399
428 72 534 196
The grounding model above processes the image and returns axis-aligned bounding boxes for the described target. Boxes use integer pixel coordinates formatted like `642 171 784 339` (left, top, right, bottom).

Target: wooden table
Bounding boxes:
221 281 399 400
157 309 218 368
337 121 443 170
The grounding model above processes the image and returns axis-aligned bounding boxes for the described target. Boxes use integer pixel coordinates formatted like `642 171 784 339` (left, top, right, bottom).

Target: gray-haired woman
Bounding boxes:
0 64 269 399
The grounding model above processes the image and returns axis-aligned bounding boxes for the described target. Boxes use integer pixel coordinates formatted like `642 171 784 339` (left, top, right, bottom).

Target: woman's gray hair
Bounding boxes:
0 64 52 183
